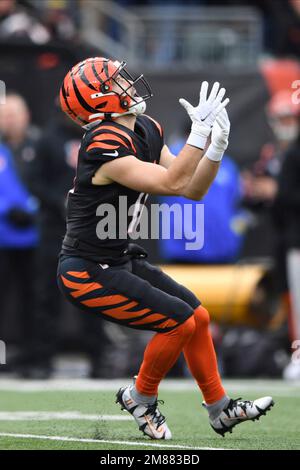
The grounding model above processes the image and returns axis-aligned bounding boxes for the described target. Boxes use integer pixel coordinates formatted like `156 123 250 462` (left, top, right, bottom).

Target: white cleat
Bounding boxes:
204 396 274 437
116 385 172 440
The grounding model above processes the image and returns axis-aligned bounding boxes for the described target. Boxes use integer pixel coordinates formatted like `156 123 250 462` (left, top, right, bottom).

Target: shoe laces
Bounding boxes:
146 399 166 428
227 397 252 414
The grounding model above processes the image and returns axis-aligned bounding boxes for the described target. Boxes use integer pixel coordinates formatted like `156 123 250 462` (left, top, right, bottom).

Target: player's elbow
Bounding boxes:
164 176 187 197
188 194 203 201
183 189 208 201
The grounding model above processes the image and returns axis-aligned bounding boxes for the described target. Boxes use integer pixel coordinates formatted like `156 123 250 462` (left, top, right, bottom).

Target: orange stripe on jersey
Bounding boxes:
67 271 90 279
130 313 167 326
93 134 130 148
145 115 163 137
61 275 102 298
87 142 120 152
98 126 137 154
81 294 128 307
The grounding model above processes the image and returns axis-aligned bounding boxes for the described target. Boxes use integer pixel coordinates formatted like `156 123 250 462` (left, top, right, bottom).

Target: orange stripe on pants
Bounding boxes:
60 275 102 298
81 294 128 307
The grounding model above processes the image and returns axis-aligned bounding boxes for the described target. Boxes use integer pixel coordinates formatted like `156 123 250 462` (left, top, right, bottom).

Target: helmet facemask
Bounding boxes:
112 62 153 116
88 61 153 123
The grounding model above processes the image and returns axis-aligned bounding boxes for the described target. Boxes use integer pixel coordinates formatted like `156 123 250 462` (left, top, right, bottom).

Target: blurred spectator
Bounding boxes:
241 88 299 268
0 140 38 373
0 92 40 179
33 0 79 42
0 92 40 374
272 110 300 380
242 89 300 378
27 106 112 378
242 90 299 207
263 0 300 58
0 0 50 44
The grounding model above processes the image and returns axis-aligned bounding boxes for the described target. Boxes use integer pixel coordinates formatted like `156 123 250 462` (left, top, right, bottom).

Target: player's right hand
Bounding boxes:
179 81 229 150
205 108 231 162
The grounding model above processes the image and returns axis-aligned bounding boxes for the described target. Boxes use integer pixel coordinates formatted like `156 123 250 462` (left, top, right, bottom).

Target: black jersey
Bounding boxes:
61 114 164 264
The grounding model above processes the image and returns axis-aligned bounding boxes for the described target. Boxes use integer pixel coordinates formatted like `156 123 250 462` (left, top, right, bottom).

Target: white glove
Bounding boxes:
179 81 229 150
206 108 230 162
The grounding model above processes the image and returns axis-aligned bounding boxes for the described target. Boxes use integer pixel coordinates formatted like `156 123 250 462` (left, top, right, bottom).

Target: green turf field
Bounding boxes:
0 379 299 450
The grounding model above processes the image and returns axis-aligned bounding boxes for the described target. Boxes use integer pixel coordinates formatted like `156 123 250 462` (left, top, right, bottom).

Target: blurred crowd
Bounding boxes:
0 0 300 380
0 1 299 58
0 0 80 44
114 0 300 58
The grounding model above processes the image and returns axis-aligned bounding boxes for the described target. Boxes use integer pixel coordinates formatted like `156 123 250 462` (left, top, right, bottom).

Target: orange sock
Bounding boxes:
183 306 226 404
135 316 196 396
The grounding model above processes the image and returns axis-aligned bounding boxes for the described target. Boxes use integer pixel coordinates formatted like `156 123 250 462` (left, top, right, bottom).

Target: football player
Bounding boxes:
57 57 274 439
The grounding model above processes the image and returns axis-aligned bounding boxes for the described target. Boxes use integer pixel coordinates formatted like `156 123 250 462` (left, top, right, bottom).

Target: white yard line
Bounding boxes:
0 378 299 396
0 411 131 421
0 432 228 450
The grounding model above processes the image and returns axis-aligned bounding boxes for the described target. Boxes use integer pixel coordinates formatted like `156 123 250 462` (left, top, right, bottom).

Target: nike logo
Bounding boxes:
225 413 247 421
200 111 211 121
103 150 119 157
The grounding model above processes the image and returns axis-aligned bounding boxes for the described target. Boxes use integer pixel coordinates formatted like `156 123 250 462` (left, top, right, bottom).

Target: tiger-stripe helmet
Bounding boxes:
60 57 153 128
